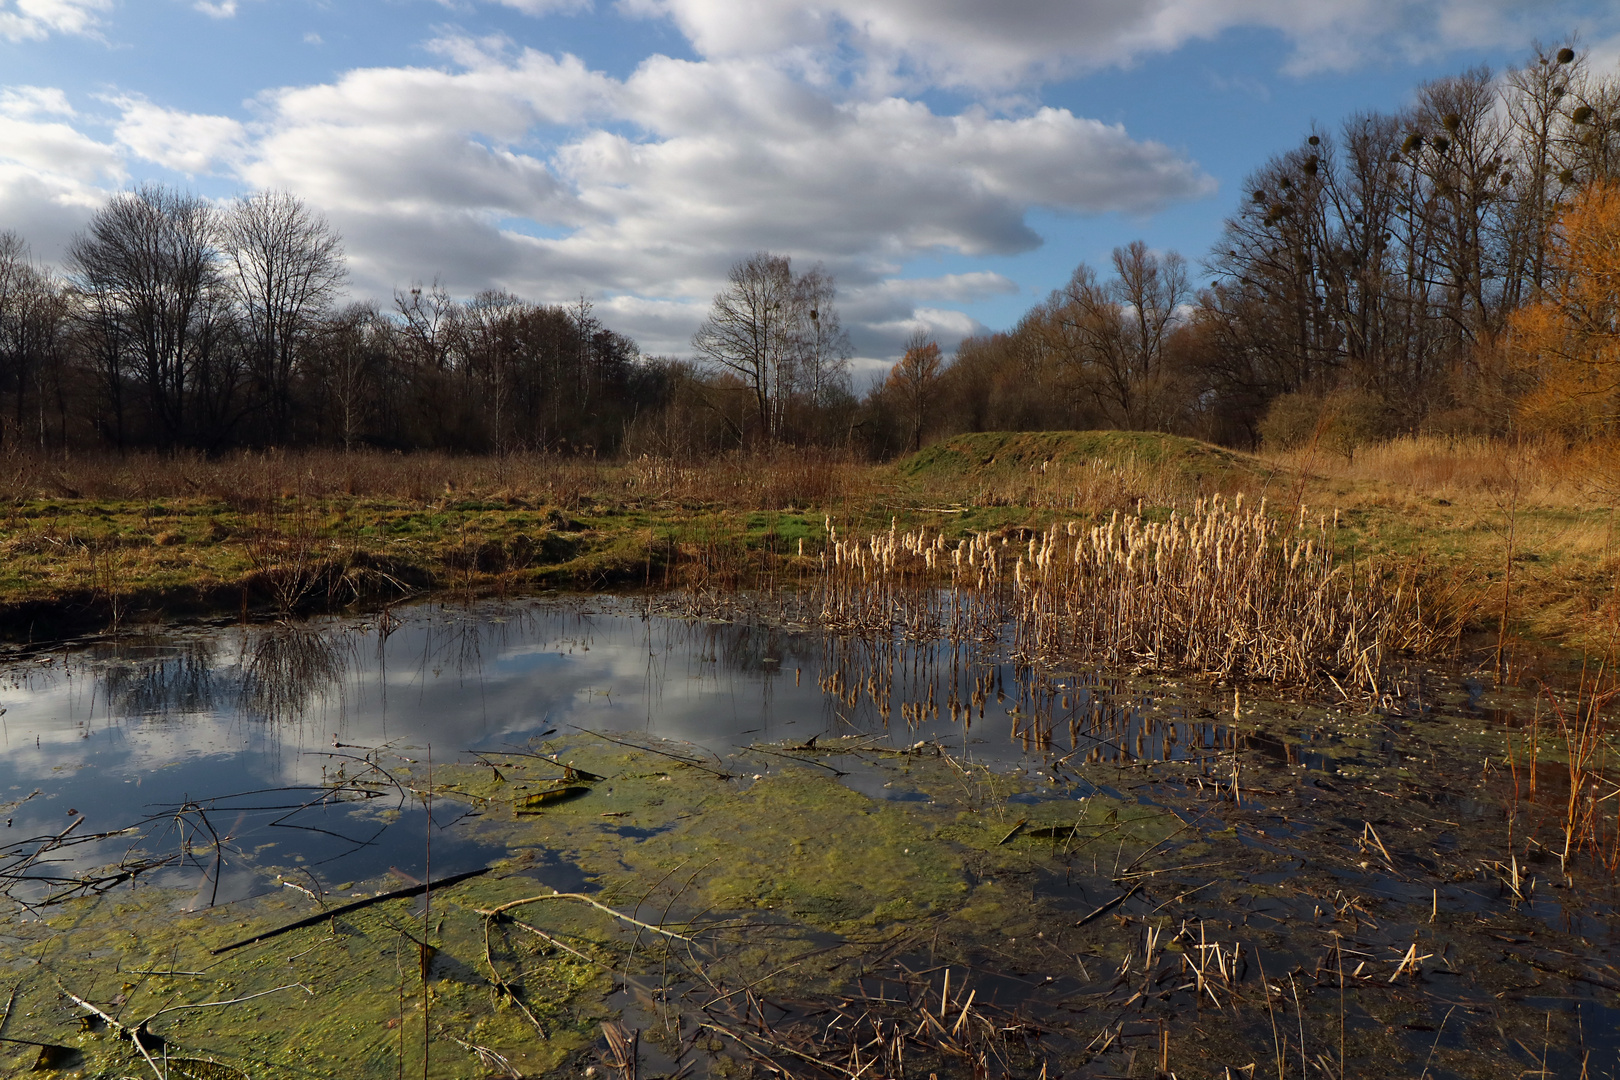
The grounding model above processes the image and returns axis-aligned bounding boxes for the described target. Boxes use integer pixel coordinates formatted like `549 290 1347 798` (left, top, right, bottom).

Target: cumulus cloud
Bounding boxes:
0 95 122 258
614 0 1596 87
194 0 238 17
0 12 1221 358
856 272 1019 306
0 0 110 42
838 273 1014 357
204 43 1208 354
111 96 248 174
0 85 75 118
0 115 119 181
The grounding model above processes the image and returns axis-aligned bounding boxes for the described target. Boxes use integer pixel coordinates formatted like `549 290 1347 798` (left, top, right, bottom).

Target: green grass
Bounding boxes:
2 433 1618 661
896 429 1267 485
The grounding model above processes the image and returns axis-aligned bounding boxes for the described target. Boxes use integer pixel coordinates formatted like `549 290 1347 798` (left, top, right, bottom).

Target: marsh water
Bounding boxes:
2 596 1618 1079
0 597 1231 902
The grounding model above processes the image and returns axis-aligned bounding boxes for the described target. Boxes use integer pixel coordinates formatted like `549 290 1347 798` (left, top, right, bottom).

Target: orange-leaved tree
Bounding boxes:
1508 181 1620 439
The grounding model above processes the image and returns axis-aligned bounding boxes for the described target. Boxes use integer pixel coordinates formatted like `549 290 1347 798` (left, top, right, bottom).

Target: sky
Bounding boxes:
2 1 1619 383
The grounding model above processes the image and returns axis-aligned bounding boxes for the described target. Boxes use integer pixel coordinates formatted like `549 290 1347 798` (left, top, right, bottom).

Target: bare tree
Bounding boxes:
67 184 226 450
224 190 346 441
692 253 799 441
455 289 525 454
0 232 69 451
1503 43 1577 303
793 265 852 410
1053 243 1190 427
395 280 455 371
316 302 388 451
886 330 943 451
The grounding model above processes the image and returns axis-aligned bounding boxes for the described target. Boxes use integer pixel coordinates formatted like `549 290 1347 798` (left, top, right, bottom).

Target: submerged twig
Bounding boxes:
571 727 735 779
478 889 694 943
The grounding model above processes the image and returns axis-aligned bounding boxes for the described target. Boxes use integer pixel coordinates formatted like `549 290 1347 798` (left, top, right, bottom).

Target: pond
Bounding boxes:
0 595 1616 1079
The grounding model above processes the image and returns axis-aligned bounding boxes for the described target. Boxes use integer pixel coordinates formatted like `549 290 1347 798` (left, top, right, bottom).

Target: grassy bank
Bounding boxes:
1 433 1616 663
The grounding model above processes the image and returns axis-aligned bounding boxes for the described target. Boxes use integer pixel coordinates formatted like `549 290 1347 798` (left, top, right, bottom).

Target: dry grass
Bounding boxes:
4 433 1620 664
1267 433 1613 506
0 447 888 636
1259 434 1620 661
942 453 1215 512
0 446 878 512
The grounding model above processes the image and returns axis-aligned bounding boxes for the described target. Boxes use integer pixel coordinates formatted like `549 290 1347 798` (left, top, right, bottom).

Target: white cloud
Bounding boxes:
0 85 75 118
0 162 109 258
614 0 1604 88
0 113 121 182
864 306 983 351
0 103 122 259
840 274 1014 351
857 272 1019 306
0 0 110 42
203 44 1210 355
489 0 593 13
111 96 248 174
194 0 238 16
0 26 1214 358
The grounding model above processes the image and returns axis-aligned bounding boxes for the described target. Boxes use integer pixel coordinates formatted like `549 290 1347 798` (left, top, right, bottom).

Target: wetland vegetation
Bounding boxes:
8 33 1620 1080
0 431 1619 1078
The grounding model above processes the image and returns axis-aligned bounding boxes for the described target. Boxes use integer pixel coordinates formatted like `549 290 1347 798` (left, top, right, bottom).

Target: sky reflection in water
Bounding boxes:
0 597 1228 902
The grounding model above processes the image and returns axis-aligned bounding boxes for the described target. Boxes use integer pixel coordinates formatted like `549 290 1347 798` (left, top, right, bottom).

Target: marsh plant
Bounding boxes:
819 495 1450 685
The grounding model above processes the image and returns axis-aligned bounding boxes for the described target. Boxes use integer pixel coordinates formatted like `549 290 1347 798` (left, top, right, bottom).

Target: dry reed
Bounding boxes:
818 495 1449 685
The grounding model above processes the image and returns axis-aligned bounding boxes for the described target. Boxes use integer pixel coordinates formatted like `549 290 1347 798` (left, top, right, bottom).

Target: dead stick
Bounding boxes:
55 981 163 1080
741 744 848 776
478 890 693 942
1076 883 1142 928
571 727 734 779
481 918 548 1039
210 867 491 954
700 1019 858 1079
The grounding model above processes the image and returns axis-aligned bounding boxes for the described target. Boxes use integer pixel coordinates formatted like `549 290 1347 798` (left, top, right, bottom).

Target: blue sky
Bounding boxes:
2 0 1617 381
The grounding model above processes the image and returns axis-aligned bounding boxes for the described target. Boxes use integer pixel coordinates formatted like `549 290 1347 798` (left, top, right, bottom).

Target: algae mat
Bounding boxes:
0 737 1179 1078
2 599 1620 1078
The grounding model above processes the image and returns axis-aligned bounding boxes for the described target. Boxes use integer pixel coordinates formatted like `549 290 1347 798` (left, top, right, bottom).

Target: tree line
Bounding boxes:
0 184 653 455
863 41 1620 455
4 40 1618 460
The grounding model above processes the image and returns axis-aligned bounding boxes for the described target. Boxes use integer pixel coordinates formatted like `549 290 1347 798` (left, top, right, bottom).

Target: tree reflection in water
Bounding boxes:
236 625 349 722
98 638 220 718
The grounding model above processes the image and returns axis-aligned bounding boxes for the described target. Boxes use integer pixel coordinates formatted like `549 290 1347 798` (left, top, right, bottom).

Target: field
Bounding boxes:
1 432 1616 667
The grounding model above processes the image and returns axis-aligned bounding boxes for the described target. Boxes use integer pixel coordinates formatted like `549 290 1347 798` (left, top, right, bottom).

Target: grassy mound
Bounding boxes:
896 430 1270 488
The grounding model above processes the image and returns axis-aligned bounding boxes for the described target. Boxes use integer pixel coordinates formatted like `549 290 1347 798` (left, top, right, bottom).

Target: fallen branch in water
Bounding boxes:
571 726 735 779
55 978 164 1080
210 866 492 954
477 889 694 943
739 743 848 777
481 917 548 1040
1076 883 1142 927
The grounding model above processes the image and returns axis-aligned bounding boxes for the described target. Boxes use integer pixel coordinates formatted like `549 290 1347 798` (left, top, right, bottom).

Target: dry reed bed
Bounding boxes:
819 495 1451 685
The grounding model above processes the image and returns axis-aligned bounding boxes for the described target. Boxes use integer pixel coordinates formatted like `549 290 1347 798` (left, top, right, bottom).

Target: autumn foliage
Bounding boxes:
1509 181 1620 439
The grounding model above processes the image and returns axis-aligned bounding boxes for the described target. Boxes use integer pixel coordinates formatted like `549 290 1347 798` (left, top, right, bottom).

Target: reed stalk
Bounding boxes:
817 495 1447 685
